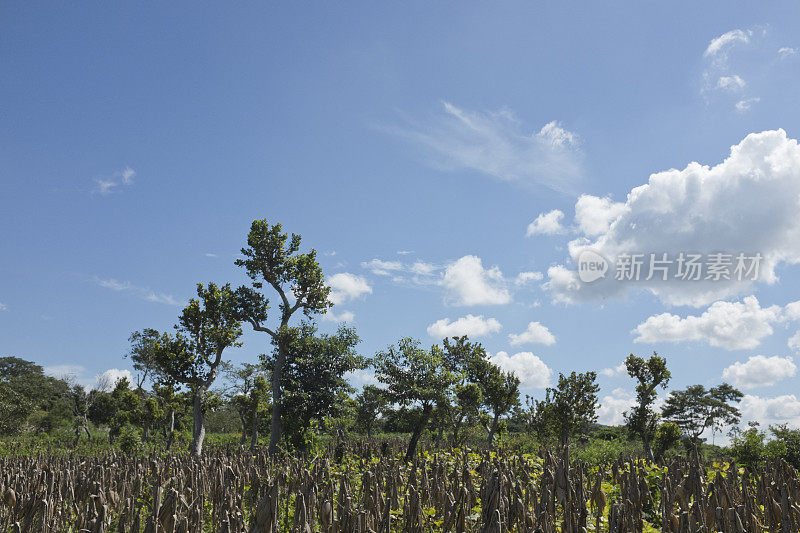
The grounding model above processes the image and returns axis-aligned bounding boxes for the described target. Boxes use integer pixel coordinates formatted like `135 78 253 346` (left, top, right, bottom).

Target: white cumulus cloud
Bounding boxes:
599 362 627 378
597 388 636 426
632 296 784 350
328 273 372 305
322 309 356 323
442 255 511 306
508 321 556 346
95 368 132 390
515 271 544 285
546 130 800 307
789 331 800 353
526 210 565 236
740 394 800 427
427 314 502 339
489 351 552 389
722 355 796 389
574 194 627 237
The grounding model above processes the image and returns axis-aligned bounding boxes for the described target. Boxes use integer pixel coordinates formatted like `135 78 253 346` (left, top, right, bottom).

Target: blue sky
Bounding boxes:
2 2 800 432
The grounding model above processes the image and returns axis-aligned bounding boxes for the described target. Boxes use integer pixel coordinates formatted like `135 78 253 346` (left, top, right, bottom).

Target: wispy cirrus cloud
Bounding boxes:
93 276 181 306
704 29 752 59
93 166 136 195
387 102 582 194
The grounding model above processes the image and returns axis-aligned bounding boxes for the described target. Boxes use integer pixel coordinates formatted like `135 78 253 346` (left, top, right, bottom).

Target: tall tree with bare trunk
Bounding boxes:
233 220 331 454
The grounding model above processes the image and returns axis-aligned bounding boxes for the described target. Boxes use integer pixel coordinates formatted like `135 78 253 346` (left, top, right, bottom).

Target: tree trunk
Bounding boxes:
239 414 248 445
268 336 287 455
405 404 432 462
452 413 465 445
250 410 259 450
191 388 206 457
643 434 654 462
487 413 500 446
166 409 176 451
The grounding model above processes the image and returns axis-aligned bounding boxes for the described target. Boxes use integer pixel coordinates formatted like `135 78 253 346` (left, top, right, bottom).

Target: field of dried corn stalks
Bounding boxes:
1 441 799 532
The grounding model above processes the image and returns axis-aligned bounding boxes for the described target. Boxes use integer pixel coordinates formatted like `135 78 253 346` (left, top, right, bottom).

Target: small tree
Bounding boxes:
440 336 486 444
355 385 387 438
534 371 599 449
473 359 520 446
652 422 682 461
661 383 743 444
274 322 363 449
234 220 331 454
227 363 271 448
151 282 243 456
623 352 671 461
127 329 165 390
374 338 456 461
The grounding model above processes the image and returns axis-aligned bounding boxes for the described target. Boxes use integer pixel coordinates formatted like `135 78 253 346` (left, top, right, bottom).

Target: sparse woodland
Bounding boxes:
2 220 799 532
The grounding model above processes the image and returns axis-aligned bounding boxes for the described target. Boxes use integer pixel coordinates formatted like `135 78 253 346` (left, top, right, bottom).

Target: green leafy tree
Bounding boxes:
233 220 331 454
0 356 70 434
452 382 483 445
439 337 486 444
623 352 671 461
473 359 520 446
127 329 167 390
652 422 682 461
355 385 387 438
770 424 800 469
272 322 363 448
533 371 600 449
374 338 457 461
151 282 243 456
227 363 271 449
0 383 32 435
661 383 743 444
730 425 786 469
152 381 186 450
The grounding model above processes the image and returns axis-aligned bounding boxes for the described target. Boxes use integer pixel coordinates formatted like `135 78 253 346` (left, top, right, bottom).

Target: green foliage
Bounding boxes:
235 220 331 320
0 383 33 435
770 424 800 469
730 426 786 469
117 424 143 455
149 282 244 455
653 422 682 461
574 437 639 465
470 356 520 445
532 371 600 447
355 385 387 437
0 356 72 434
234 219 333 453
375 338 457 460
272 322 363 448
624 352 671 461
662 383 743 442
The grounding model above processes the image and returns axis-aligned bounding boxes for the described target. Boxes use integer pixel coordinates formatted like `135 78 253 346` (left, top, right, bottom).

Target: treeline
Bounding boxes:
1 219 798 467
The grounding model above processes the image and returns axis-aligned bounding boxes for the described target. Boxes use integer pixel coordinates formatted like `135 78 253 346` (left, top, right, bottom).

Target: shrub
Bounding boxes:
117 425 143 455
